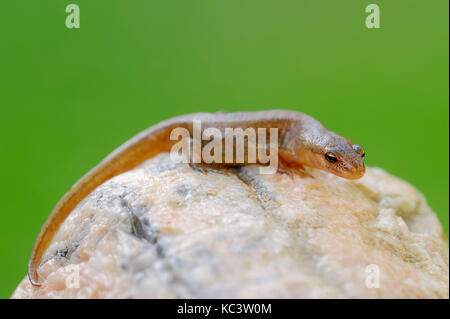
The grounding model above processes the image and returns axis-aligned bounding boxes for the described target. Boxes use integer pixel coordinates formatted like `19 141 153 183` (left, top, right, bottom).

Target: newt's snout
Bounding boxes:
335 143 366 179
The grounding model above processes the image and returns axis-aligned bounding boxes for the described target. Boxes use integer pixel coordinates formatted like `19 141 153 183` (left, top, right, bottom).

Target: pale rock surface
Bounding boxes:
12 153 449 298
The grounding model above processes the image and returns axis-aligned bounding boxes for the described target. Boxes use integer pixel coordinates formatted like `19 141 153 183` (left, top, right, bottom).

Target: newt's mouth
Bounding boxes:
333 163 366 180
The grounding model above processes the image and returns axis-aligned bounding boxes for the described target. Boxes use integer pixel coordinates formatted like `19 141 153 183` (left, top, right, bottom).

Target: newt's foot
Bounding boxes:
277 161 312 179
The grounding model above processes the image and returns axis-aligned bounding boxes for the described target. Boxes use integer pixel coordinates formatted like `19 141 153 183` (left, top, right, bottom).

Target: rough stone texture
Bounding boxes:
12 153 448 298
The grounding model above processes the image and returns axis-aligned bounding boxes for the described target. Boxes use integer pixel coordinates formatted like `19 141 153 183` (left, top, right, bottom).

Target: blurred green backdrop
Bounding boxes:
0 1 448 298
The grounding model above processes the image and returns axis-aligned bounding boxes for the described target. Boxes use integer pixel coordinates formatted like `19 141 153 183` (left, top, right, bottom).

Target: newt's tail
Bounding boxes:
28 124 177 286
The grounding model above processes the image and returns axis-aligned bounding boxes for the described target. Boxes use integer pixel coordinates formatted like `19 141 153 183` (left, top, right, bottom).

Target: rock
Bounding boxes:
12 153 448 298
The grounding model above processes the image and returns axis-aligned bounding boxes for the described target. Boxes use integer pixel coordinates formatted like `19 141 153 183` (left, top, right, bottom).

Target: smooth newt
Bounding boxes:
28 110 365 286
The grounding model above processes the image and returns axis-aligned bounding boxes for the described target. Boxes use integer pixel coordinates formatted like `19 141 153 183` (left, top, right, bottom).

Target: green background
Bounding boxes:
0 1 448 298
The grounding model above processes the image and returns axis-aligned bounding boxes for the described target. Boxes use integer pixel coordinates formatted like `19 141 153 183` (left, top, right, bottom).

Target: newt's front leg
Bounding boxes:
277 149 312 178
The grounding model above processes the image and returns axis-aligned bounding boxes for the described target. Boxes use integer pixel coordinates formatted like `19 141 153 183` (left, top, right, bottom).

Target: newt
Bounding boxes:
28 110 365 286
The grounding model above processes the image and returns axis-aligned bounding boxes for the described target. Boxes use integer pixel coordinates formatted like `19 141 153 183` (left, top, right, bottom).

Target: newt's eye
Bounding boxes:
352 144 365 158
325 152 338 164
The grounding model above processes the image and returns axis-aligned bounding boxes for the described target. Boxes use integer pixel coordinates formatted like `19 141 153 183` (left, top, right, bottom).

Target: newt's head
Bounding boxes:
298 131 366 180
